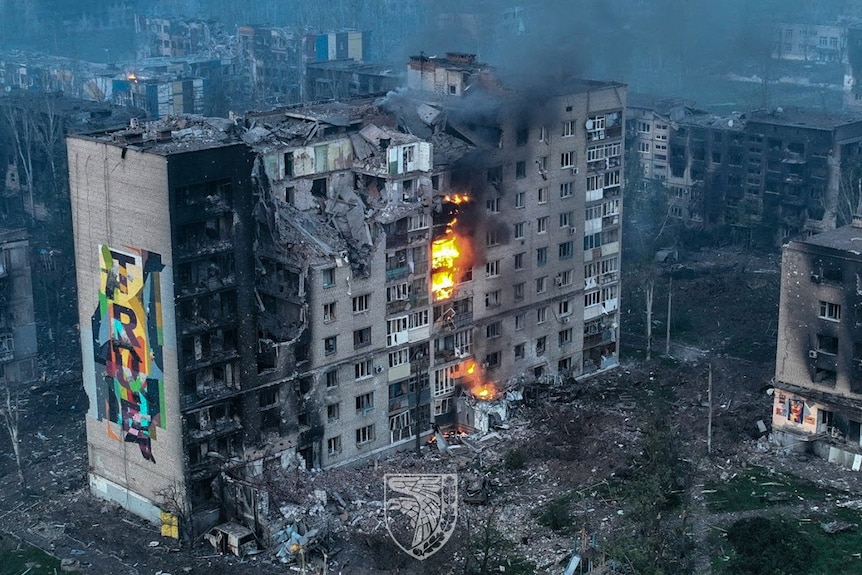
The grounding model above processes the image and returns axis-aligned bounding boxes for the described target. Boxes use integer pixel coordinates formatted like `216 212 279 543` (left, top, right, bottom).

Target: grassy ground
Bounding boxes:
0 538 76 575
705 467 862 574
704 466 831 513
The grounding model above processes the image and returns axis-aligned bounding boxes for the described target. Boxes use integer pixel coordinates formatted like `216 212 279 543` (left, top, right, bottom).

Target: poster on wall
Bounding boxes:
92 245 165 463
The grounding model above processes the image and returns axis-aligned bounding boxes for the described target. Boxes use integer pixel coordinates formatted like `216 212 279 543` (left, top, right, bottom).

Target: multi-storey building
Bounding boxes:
68 55 625 537
627 97 862 243
237 26 369 106
772 219 862 467
0 228 37 388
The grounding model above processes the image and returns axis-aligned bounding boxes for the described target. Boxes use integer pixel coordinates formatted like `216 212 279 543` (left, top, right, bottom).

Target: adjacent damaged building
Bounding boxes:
772 219 862 468
67 54 626 539
628 95 862 243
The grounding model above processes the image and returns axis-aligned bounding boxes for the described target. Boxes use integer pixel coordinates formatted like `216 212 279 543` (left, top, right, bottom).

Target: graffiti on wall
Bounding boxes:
93 245 165 463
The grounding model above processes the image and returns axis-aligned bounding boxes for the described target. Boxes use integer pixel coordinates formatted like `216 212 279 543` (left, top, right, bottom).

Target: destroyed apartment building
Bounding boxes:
772 218 862 469
627 95 862 243
67 53 626 541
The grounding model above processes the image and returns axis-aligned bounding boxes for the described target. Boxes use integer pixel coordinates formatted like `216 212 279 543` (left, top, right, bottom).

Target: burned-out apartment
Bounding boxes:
0 228 37 389
67 53 625 540
628 96 862 243
772 219 862 468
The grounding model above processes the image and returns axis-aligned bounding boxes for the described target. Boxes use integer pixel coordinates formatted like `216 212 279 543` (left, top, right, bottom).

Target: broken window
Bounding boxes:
355 392 374 413
354 360 373 380
388 349 409 368
409 310 429 329
485 260 500 278
514 222 525 240
260 387 278 408
322 268 336 288
327 436 342 455
486 230 501 247
515 161 526 179
387 316 408 347
487 165 503 183
327 403 340 422
486 322 501 339
353 327 372 349
485 351 500 369
325 370 339 388
537 307 547 324
284 152 294 177
816 334 838 355
324 336 338 355
311 177 327 197
819 301 841 321
536 247 548 266
536 277 547 294
536 336 547 356
514 252 525 270
514 343 525 359
822 266 843 283
559 328 573 346
514 282 524 301
486 198 500 213
537 216 548 233
356 424 375 445
323 302 336 322
814 368 837 386
353 294 370 313
485 290 501 308
514 313 525 330
514 191 525 208
516 128 528 146
538 188 548 205
558 357 572 372
434 397 453 416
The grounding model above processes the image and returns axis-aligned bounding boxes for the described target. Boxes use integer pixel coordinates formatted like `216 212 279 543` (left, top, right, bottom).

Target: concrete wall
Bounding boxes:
68 136 185 522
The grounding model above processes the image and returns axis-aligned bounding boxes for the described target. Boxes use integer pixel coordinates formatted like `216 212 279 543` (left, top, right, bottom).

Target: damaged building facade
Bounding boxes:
68 54 625 539
627 96 862 243
772 220 862 469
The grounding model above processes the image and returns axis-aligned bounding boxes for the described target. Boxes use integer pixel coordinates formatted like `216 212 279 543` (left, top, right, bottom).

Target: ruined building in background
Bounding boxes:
237 26 371 106
67 53 625 539
627 95 862 244
0 228 37 388
772 219 862 468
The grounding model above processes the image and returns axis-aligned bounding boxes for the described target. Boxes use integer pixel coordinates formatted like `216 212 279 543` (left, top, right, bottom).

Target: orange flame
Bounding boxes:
431 234 460 301
472 384 497 400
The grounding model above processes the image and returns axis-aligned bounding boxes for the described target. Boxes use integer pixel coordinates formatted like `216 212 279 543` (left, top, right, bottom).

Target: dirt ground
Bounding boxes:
2 247 860 574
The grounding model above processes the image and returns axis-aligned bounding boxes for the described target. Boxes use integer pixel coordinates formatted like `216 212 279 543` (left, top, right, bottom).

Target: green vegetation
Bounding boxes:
704 466 829 513
0 539 74 575
503 448 527 471
535 493 576 535
712 511 862 575
605 417 694 575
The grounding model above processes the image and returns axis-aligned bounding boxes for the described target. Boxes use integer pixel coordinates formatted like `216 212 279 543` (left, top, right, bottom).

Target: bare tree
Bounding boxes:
0 384 25 487
2 102 36 221
156 481 192 546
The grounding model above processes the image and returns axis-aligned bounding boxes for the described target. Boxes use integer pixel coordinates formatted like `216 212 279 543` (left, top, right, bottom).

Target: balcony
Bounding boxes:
386 266 409 281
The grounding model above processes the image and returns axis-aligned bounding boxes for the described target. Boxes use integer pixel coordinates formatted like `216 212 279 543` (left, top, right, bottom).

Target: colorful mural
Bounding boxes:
93 245 165 463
